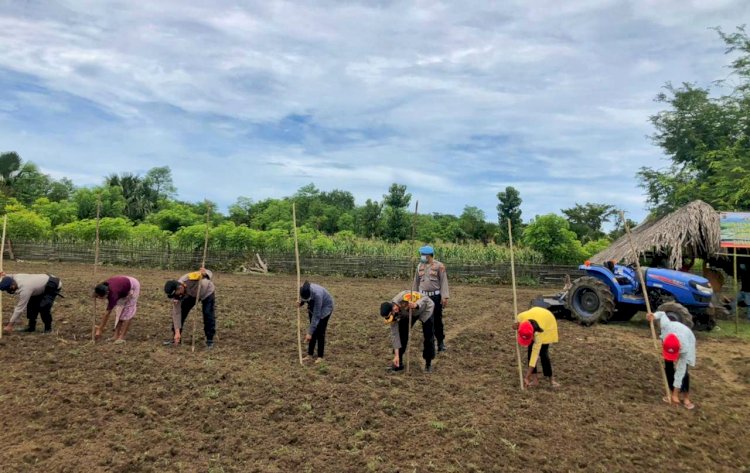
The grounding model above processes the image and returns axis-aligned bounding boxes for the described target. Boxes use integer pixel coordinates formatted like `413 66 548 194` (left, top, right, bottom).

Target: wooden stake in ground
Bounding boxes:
507 218 525 391
192 204 211 353
292 203 303 365
621 211 671 400
91 195 101 342
405 201 419 374
0 214 7 340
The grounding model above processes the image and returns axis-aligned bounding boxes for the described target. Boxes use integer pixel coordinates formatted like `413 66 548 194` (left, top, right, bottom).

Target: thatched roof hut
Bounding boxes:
590 200 721 269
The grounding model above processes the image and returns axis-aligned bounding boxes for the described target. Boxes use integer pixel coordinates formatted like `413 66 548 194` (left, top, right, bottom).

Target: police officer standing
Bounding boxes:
413 245 450 352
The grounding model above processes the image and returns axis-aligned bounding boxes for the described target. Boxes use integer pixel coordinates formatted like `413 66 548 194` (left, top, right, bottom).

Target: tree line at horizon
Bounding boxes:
2 25 746 265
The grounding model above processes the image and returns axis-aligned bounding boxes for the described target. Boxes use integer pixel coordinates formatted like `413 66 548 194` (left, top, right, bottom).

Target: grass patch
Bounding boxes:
702 319 750 341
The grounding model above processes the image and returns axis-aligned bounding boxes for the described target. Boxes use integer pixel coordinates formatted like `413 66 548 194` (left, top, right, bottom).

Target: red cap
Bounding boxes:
662 333 681 362
517 320 534 347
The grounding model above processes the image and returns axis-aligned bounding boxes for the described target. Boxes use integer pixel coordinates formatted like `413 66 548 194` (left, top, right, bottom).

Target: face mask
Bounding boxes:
420 256 428 263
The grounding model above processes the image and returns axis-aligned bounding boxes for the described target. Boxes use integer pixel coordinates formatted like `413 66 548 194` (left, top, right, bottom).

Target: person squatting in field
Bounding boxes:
0 273 62 334
164 267 216 349
413 245 450 353
380 290 435 373
298 281 334 363
647 311 697 410
94 275 141 343
514 306 560 388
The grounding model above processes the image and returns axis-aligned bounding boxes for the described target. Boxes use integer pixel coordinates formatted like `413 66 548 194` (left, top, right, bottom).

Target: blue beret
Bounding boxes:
0 276 14 292
419 245 434 255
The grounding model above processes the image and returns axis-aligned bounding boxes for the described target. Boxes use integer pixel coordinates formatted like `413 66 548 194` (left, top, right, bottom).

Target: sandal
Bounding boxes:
683 401 696 410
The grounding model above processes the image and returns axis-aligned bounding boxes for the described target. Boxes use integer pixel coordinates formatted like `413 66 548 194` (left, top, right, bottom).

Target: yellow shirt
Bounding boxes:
517 307 559 367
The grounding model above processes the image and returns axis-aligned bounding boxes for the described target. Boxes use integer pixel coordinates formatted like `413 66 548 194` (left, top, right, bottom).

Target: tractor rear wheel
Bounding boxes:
565 276 615 326
656 302 694 329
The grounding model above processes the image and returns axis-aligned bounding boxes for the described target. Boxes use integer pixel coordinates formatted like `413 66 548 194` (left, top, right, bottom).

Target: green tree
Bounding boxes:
32 197 77 227
382 183 411 242
608 214 640 240
47 178 75 202
561 203 616 243
73 186 127 220
523 214 585 264
0 152 21 184
356 199 382 238
459 206 492 243
143 166 176 206
106 173 156 221
497 186 522 244
228 196 254 226
146 203 202 232
7 208 52 240
12 162 51 206
638 26 750 214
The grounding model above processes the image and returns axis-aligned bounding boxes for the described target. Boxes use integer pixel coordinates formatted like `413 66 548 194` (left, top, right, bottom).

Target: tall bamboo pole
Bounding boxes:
192 203 211 353
292 203 303 365
91 195 101 342
621 211 671 400
508 219 525 391
405 201 419 374
0 215 7 339
734 247 739 335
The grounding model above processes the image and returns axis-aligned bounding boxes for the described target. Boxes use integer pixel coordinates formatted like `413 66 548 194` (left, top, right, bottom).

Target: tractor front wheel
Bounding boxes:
565 276 615 326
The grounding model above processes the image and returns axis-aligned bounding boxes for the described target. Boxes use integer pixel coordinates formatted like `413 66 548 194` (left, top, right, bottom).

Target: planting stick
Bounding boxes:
292 203 303 365
405 201 419 374
192 203 211 353
621 211 671 400
91 195 101 342
0 214 6 339
507 219 525 391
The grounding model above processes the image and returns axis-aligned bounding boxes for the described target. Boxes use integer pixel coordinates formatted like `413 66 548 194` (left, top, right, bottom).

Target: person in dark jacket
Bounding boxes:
299 281 334 363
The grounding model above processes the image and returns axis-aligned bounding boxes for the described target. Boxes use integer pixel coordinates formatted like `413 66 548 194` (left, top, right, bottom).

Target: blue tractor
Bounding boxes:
531 261 716 330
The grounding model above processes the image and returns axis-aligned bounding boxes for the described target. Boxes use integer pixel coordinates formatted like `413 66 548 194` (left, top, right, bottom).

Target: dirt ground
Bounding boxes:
0 261 748 473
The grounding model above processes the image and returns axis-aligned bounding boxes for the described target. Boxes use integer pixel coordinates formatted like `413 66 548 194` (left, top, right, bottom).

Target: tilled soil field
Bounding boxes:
0 261 748 472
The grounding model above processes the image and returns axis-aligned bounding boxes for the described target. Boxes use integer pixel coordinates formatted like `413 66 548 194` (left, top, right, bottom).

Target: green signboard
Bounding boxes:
720 212 750 248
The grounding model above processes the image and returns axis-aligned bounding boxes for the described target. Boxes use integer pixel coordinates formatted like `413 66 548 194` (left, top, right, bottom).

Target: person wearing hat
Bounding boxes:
93 275 141 343
0 272 62 334
647 311 697 409
380 290 435 373
164 267 216 348
413 245 450 352
298 281 334 363
514 306 560 388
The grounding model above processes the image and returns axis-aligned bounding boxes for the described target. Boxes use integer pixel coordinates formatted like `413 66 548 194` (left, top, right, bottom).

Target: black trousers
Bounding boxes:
428 294 445 343
527 343 553 377
397 315 435 365
664 361 690 393
308 311 331 357
27 276 60 331
179 293 216 342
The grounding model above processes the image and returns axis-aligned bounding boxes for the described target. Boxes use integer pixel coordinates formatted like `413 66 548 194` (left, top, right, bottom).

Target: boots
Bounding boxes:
437 340 447 352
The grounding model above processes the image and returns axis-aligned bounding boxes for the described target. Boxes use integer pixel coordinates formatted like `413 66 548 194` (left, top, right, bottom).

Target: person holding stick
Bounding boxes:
647 311 697 409
1 273 63 334
94 275 140 343
164 267 216 349
413 245 450 353
298 281 334 363
514 307 560 388
380 290 435 373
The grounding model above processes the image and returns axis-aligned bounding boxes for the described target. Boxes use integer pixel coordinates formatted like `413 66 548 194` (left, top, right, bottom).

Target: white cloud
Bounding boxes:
0 0 747 225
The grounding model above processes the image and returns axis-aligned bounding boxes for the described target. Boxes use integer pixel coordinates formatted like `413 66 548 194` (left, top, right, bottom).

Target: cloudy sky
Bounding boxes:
0 1 748 224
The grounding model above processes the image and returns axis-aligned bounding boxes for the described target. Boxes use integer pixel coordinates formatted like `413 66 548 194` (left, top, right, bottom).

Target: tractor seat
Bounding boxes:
615 276 631 286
